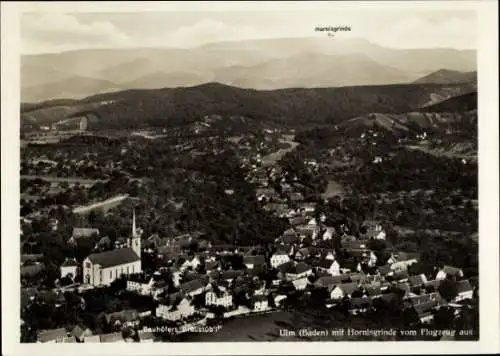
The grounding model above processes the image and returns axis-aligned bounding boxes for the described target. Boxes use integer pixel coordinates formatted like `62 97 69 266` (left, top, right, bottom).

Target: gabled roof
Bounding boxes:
243 255 265 265
180 278 206 294
84 335 101 343
316 274 350 287
87 248 139 268
408 274 426 287
456 279 473 294
424 279 441 290
441 265 463 276
413 300 438 315
277 261 294 273
61 257 79 267
350 297 373 307
220 270 244 280
377 264 392 275
71 325 92 339
338 282 359 295
378 292 399 303
38 328 67 342
100 332 123 343
317 259 335 269
293 262 312 274
315 275 342 287
275 244 293 254
252 295 268 303
105 309 139 324
364 286 381 296
408 292 441 305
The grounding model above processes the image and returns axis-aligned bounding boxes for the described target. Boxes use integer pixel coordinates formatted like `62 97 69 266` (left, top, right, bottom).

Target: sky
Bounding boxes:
20 8 477 54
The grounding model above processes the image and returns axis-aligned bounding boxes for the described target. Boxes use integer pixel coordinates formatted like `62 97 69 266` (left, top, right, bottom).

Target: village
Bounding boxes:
20 133 478 343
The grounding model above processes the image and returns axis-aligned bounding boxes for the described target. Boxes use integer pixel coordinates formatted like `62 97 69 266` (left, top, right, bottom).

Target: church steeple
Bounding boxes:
129 208 141 261
132 208 137 238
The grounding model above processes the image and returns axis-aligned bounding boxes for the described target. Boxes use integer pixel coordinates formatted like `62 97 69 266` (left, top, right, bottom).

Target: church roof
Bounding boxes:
87 248 139 268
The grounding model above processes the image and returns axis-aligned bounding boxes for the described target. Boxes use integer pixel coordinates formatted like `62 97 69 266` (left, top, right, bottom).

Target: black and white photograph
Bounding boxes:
2 1 499 354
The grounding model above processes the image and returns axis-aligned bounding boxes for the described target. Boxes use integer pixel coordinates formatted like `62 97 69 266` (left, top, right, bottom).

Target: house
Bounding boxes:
387 252 420 265
396 282 412 298
82 212 141 286
270 252 290 269
407 292 442 305
180 255 202 271
68 227 100 245
317 259 341 276
360 221 386 240
295 225 319 240
454 280 474 302
286 262 313 280
126 274 155 295
60 257 79 280
37 328 68 343
280 231 300 245
292 277 310 291
205 289 233 307
156 298 196 321
104 309 140 329
83 335 100 343
413 300 439 324
363 286 382 298
289 216 309 226
349 297 373 315
252 295 269 311
307 217 318 226
330 282 360 299
324 250 336 261
297 202 316 214
408 274 428 288
390 258 418 272
436 265 464 280
274 294 288 307
244 255 266 270
180 278 207 297
392 270 409 282
220 270 244 284
63 336 77 343
423 279 441 292
138 330 155 343
377 264 393 276
295 247 311 261
314 275 346 289
71 325 93 342
99 332 124 343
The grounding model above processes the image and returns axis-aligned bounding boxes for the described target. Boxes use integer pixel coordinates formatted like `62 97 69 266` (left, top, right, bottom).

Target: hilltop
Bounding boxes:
20 82 476 131
413 69 477 85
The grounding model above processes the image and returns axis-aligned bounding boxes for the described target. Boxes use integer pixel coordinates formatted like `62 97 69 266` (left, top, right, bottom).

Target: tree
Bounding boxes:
438 278 458 302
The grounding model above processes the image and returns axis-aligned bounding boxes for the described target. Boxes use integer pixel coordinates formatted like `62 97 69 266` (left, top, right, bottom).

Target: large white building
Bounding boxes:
82 211 141 286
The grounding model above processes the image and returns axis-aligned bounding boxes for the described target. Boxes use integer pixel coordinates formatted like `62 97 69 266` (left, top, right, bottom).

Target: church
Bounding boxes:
82 211 142 286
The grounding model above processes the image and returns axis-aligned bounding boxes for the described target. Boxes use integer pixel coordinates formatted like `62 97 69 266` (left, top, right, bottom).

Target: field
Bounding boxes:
72 194 130 214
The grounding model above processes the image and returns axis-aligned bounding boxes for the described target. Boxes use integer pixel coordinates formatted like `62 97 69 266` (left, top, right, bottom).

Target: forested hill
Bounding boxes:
419 92 477 113
23 82 476 130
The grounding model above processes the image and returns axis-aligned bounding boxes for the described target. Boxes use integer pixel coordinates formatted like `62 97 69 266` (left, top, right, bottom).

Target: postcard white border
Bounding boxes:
2 1 499 355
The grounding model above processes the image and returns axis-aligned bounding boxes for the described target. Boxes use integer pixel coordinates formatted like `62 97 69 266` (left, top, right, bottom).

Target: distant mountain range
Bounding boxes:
21 37 477 102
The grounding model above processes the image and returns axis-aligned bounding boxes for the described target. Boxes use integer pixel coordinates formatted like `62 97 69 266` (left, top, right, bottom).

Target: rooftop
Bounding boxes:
87 248 139 268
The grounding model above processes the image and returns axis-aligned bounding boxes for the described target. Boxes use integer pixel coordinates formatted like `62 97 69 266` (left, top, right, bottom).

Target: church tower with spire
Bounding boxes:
129 209 141 260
